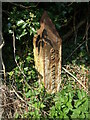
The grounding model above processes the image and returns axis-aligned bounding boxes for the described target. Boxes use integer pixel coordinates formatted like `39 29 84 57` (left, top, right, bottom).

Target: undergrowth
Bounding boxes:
2 2 89 119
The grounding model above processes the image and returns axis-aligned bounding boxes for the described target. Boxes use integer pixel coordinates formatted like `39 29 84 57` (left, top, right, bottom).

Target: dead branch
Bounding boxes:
12 87 25 103
0 32 6 81
12 86 49 116
0 100 18 107
62 67 88 93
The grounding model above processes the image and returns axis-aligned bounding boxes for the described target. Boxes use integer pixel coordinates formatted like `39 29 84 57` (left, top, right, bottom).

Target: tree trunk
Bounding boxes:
0 2 3 119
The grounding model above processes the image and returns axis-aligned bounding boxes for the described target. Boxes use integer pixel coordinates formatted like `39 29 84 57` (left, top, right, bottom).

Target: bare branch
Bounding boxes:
9 2 39 9
12 86 49 116
85 5 90 55
0 40 5 50
2 10 10 16
66 38 90 61
0 32 6 81
63 19 86 41
62 67 88 93
0 100 18 107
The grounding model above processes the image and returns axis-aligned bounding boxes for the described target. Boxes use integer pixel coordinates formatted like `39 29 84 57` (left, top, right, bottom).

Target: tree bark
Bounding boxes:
0 2 3 119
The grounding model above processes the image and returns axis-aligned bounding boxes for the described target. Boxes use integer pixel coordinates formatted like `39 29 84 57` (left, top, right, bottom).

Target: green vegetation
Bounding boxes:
2 2 89 119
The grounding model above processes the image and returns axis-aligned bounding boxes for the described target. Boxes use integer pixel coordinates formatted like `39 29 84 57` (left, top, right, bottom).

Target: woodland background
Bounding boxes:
2 2 90 119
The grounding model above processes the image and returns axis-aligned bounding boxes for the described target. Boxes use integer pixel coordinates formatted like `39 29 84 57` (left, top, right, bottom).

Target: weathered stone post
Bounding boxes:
33 11 62 93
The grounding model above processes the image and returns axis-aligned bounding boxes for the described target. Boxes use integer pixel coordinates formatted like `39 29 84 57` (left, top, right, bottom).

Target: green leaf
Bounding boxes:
64 114 69 119
74 100 81 108
71 109 80 118
9 29 13 34
19 29 27 38
77 90 82 100
30 30 32 35
79 113 85 118
81 89 86 98
15 55 20 60
40 103 45 108
66 102 73 110
55 102 61 110
15 112 19 118
8 71 14 76
17 20 25 26
78 99 88 113
63 107 69 114
24 67 28 71
22 23 27 29
33 102 38 108
25 90 31 98
26 56 32 62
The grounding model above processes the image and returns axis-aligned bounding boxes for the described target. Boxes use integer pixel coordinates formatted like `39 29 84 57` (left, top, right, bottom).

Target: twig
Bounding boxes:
12 86 49 116
12 87 25 103
62 67 88 93
85 22 89 54
0 40 5 50
0 100 18 107
68 2 74 6
85 4 89 55
63 19 86 41
2 10 10 16
65 38 90 61
73 11 77 44
60 17 72 28
0 32 6 81
9 2 39 9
